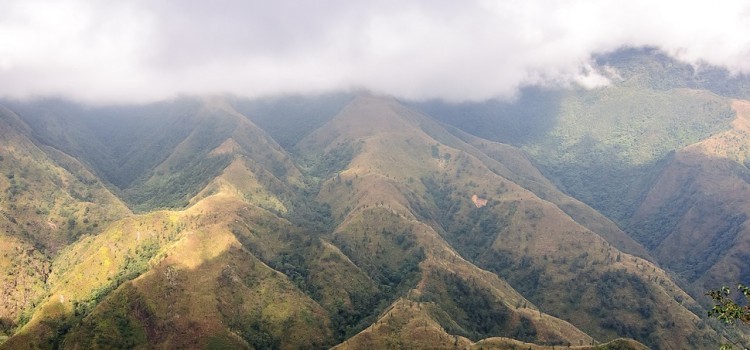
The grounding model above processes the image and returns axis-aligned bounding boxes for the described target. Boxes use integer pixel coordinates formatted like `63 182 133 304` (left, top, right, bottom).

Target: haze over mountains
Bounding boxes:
0 49 749 349
3 1 750 104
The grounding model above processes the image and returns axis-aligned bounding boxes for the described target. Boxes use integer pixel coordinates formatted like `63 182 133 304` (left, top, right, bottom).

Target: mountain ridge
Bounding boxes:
0 70 743 348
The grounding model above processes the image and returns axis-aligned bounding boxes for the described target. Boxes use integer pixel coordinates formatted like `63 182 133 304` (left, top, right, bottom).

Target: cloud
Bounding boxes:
0 0 748 103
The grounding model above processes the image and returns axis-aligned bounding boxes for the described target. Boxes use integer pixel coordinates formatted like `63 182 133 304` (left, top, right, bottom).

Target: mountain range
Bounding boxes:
0 48 749 349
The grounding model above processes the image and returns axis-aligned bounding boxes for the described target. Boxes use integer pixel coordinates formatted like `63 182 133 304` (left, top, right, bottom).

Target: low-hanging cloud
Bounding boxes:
1 0 749 104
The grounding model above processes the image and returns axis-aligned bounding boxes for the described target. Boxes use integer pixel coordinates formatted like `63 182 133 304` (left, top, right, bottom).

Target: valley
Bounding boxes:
0 50 749 349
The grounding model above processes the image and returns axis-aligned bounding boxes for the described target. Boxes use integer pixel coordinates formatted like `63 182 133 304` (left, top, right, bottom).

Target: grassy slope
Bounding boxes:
0 90 735 349
124 97 306 211
299 95 719 349
631 100 750 295
0 103 342 348
1 97 394 349
3 98 202 190
0 106 130 338
303 96 597 348
0 106 130 251
414 145 713 349
445 127 651 260
413 50 736 225
1 197 335 349
522 86 733 223
413 50 749 330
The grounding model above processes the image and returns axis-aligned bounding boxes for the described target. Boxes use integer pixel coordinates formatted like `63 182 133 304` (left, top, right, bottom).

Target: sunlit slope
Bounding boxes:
416 50 737 225
299 96 599 348
631 100 750 294
447 127 651 259
0 91 732 349
299 95 718 349
523 87 733 224
0 105 130 251
2 98 396 348
0 100 332 348
0 106 130 339
1 197 334 349
413 49 748 316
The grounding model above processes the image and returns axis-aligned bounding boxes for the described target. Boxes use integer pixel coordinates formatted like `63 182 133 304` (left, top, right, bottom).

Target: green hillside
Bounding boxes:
414 52 735 223
3 97 311 213
298 95 720 349
630 100 750 295
412 48 750 347
0 106 130 341
0 77 744 348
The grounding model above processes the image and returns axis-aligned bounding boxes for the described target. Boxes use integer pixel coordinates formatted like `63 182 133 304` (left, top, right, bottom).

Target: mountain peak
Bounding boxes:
1 81 742 349
334 94 417 133
296 93 431 156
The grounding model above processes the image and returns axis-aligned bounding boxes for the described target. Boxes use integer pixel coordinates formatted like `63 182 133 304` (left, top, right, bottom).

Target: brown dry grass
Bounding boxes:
303 95 714 349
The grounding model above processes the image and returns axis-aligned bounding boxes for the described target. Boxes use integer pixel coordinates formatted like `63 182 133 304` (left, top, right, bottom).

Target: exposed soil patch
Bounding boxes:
471 194 488 208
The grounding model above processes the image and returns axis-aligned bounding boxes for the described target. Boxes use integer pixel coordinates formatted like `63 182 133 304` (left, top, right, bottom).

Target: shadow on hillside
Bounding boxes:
0 317 13 337
231 93 356 150
407 87 564 146
627 151 750 295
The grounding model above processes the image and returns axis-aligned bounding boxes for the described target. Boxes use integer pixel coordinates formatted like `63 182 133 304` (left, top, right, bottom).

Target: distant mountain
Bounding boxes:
2 48 749 349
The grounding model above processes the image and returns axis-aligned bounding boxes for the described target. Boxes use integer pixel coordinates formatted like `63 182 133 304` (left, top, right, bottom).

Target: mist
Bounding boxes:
1 0 748 103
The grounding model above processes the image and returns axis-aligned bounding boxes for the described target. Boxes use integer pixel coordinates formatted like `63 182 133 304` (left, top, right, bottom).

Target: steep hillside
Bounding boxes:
0 106 130 340
5 97 306 212
414 48 750 317
1 197 336 349
124 97 306 211
230 93 354 149
297 96 602 347
415 49 737 224
0 100 336 348
630 100 750 295
4 98 203 191
299 95 719 349
446 128 651 259
0 93 735 349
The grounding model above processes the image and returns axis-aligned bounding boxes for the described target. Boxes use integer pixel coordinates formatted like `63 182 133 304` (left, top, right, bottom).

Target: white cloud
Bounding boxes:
0 0 748 103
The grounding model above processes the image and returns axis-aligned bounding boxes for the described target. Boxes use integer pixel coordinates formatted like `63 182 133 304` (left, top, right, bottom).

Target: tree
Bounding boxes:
706 284 750 350
707 285 750 324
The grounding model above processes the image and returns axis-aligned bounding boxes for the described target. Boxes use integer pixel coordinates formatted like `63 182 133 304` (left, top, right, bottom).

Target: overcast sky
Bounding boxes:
1 0 749 104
